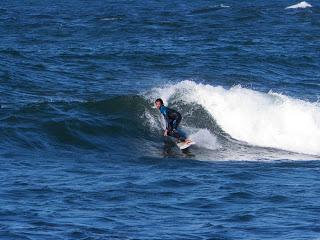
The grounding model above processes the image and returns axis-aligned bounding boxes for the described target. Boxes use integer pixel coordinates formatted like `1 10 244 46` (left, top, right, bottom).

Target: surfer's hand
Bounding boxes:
164 129 168 136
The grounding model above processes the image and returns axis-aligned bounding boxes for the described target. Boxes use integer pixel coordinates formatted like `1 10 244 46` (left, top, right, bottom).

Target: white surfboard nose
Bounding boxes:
177 141 195 150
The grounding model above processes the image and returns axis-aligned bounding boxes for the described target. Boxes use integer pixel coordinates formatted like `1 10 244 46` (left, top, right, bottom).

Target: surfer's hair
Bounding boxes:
155 98 164 105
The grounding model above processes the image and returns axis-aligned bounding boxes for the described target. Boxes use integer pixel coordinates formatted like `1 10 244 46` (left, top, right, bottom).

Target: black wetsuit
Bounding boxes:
159 105 185 141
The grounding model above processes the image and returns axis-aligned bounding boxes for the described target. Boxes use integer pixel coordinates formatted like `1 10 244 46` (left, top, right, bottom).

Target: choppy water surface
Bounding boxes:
0 0 320 239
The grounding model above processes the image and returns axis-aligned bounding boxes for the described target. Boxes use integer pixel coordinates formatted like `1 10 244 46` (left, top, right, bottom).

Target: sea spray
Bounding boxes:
188 129 221 150
151 80 320 156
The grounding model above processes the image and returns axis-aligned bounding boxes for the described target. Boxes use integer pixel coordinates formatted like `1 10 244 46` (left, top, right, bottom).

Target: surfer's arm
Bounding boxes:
159 112 169 136
165 115 170 130
164 129 168 136
163 116 169 136
160 106 170 130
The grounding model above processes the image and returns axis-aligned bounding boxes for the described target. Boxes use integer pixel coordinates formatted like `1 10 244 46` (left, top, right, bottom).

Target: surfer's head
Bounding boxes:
155 98 164 109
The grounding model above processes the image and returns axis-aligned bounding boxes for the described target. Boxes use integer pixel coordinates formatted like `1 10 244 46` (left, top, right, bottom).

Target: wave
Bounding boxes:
149 80 320 156
0 93 223 156
1 84 319 159
0 96 155 151
286 1 312 9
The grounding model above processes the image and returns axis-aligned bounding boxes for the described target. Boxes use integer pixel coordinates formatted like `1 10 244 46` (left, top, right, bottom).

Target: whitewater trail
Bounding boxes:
150 80 320 156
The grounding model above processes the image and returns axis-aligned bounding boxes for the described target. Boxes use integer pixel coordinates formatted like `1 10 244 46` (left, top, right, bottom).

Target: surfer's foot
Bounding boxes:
184 139 192 144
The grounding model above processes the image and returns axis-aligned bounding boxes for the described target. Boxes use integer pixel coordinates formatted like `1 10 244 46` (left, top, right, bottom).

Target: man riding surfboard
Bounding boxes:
155 98 192 144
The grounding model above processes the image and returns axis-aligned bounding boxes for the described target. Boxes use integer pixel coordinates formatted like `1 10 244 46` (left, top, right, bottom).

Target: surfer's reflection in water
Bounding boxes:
163 138 194 157
163 138 177 156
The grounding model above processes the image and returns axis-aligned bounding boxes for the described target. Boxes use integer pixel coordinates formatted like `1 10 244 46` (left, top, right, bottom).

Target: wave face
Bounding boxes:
0 96 156 155
150 80 320 156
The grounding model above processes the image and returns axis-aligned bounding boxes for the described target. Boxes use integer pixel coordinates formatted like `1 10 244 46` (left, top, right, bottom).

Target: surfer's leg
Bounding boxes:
175 132 186 142
170 126 185 142
167 120 174 133
172 115 185 142
172 115 192 143
167 120 185 142
169 131 185 142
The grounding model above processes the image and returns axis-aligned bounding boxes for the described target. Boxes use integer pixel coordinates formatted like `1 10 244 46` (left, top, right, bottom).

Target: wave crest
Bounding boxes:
150 80 320 156
286 1 312 9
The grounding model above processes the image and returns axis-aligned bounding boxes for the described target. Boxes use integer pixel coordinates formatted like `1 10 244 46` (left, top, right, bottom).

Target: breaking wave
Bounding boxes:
149 80 320 156
286 1 312 9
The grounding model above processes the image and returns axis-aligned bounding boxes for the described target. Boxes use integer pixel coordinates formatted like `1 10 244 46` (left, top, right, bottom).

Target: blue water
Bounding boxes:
1 0 320 239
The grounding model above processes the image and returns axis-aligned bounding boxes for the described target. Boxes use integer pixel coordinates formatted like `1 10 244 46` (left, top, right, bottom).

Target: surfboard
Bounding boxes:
176 141 195 150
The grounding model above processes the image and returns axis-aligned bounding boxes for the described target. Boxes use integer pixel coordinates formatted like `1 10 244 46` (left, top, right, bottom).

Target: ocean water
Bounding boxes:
1 0 320 239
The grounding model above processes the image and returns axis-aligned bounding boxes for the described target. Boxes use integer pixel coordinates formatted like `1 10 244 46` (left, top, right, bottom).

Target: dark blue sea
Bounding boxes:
1 0 320 239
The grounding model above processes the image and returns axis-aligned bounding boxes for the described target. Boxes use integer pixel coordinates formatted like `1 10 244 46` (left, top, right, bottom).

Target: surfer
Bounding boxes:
155 98 191 144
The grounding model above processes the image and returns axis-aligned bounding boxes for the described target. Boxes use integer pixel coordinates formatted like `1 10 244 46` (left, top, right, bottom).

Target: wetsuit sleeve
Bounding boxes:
160 106 170 130
164 113 169 130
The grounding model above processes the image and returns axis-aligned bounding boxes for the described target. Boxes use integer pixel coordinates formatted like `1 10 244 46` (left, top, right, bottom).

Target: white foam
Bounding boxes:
151 80 320 156
188 129 221 150
218 4 230 8
286 1 312 9
101 17 120 21
143 109 162 131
